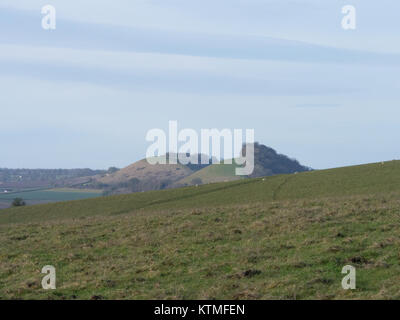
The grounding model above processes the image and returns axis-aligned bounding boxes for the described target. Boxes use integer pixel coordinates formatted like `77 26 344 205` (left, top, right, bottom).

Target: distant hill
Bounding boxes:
88 144 310 194
177 143 310 186
0 168 106 191
89 154 211 195
0 144 310 196
245 142 311 178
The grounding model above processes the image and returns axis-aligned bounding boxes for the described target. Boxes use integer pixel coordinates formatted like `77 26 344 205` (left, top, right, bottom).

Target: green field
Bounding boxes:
0 188 102 202
1 161 400 299
0 188 102 210
179 160 243 185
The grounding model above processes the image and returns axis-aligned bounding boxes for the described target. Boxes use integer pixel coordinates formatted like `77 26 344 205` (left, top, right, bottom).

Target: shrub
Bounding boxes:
11 198 26 207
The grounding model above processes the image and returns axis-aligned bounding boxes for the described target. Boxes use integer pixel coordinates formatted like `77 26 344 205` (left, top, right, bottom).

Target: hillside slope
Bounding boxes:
92 158 194 194
176 161 243 185
90 154 213 194
1 160 400 299
2 160 398 225
177 143 311 186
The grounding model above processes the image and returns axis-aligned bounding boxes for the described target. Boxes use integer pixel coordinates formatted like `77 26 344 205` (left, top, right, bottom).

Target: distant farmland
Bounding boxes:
0 188 102 209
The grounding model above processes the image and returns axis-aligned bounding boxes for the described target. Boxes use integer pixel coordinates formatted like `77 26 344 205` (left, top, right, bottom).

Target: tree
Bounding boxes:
12 198 26 207
107 167 119 174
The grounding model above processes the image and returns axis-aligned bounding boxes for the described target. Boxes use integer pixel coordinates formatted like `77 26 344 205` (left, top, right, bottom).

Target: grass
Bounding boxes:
0 160 400 299
179 160 243 184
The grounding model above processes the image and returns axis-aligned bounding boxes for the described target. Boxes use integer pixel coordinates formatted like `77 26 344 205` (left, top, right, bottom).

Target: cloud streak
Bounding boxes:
1 8 400 65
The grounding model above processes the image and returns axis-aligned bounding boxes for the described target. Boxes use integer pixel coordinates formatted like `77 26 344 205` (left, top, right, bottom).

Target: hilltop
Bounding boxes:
88 143 310 194
1 160 400 299
179 143 311 185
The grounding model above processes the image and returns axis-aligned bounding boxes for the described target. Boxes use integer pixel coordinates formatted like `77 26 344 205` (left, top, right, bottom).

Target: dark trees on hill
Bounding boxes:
107 167 120 174
242 142 311 178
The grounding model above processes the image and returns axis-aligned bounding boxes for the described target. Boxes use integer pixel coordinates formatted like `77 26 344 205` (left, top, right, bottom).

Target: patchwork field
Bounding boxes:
0 161 399 299
0 188 102 210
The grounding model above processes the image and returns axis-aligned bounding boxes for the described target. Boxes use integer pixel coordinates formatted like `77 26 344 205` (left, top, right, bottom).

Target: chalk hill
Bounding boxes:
91 144 310 193
90 153 212 194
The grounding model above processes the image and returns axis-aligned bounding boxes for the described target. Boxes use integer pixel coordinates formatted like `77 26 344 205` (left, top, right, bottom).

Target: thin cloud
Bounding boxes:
1 8 400 65
295 103 342 108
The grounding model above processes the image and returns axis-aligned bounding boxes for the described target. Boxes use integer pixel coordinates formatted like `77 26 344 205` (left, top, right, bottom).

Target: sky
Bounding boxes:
1 0 399 169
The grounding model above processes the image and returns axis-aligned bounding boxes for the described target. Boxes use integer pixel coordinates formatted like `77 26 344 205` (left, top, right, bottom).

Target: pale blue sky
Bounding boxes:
1 1 399 169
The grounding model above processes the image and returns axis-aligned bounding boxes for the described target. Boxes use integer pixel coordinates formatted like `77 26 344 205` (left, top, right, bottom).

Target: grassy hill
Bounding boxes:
89 144 310 193
177 143 311 186
177 161 243 185
1 160 400 299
